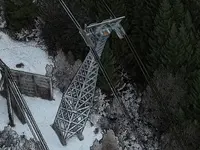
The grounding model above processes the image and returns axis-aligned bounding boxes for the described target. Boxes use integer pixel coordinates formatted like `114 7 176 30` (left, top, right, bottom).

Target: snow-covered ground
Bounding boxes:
0 32 51 75
0 32 102 150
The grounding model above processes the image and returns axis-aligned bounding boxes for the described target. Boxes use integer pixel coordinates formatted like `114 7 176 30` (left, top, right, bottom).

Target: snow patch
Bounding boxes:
0 32 52 75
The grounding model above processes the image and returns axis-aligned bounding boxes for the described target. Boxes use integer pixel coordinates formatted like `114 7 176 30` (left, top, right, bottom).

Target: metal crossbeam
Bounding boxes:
52 17 125 145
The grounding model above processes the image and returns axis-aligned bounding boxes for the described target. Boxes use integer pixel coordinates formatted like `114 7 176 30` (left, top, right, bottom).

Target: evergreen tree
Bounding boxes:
170 0 185 25
80 0 159 84
146 0 200 148
97 0 126 20
102 0 160 83
97 43 120 94
148 0 173 71
160 23 181 70
184 11 196 33
193 40 200 68
177 23 194 71
148 0 198 73
77 0 126 24
78 0 99 23
160 22 195 73
4 0 37 31
124 0 159 59
38 0 88 60
185 39 200 124
183 0 200 30
187 70 200 122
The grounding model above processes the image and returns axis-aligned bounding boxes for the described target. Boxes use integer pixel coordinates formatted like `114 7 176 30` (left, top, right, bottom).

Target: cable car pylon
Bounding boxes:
52 0 126 145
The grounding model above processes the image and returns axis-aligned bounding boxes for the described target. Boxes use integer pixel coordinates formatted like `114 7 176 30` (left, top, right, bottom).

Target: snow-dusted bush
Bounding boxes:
92 83 159 150
0 126 39 150
0 3 6 29
15 18 42 42
52 50 81 92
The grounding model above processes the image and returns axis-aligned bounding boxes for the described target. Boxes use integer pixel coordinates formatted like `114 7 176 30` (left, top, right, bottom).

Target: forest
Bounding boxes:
2 0 200 149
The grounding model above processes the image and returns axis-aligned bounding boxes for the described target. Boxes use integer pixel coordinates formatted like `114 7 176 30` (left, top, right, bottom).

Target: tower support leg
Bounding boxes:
77 131 84 141
6 77 15 127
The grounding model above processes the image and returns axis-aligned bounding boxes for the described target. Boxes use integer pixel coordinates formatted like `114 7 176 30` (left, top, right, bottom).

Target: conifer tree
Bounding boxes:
184 40 200 124
170 0 185 25
125 0 159 57
148 0 197 73
148 0 173 71
160 23 181 70
79 0 125 23
4 0 37 31
177 23 194 70
184 10 197 51
39 0 88 60
184 0 200 30
193 40 200 68
184 11 195 32
187 70 200 122
160 21 195 73
97 43 120 93
107 0 159 81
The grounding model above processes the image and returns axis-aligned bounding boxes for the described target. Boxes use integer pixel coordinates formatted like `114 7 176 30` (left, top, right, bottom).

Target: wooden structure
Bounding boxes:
10 69 53 100
0 65 53 125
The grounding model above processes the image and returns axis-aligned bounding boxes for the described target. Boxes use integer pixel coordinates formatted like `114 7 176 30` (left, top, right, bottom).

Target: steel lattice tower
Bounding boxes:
52 17 125 145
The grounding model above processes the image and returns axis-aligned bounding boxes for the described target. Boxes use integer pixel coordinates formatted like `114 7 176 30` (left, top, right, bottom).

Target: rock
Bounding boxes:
16 63 24 68
101 130 120 150
94 128 99 134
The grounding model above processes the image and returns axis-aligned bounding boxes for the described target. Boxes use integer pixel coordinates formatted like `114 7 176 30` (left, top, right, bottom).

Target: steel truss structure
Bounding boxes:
52 17 125 145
